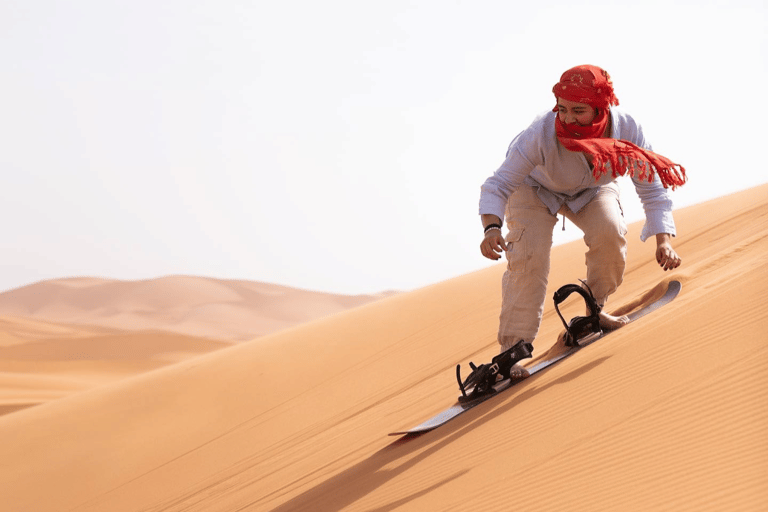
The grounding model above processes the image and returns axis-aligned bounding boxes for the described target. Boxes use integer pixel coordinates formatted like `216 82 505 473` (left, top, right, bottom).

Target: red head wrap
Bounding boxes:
551 65 686 189
552 64 619 110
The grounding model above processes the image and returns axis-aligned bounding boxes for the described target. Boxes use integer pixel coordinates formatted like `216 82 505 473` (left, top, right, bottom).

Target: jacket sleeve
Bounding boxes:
632 174 676 241
622 114 677 241
479 122 544 222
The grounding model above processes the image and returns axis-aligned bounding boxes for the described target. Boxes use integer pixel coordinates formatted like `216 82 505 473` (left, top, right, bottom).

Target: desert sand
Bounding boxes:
0 278 389 415
0 184 766 511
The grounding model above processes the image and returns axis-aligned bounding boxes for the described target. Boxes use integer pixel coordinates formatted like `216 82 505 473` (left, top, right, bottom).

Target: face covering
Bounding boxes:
552 65 687 189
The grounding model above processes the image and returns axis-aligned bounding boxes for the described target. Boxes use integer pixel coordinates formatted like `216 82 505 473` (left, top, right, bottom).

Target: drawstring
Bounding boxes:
562 215 566 231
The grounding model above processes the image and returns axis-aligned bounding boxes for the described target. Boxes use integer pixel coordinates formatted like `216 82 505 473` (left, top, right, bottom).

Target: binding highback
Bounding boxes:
553 280 602 347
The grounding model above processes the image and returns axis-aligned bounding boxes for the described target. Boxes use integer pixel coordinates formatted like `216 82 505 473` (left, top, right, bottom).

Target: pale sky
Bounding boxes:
1 0 766 295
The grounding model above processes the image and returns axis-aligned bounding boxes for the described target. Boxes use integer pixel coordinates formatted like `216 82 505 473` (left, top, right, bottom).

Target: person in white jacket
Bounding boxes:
478 65 685 378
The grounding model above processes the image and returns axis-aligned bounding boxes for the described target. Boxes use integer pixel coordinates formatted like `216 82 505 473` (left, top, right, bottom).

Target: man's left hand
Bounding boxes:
655 233 682 271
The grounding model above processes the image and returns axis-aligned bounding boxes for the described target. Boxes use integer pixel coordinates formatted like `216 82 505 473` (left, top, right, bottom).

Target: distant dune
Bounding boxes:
0 184 766 512
0 275 395 340
0 277 392 415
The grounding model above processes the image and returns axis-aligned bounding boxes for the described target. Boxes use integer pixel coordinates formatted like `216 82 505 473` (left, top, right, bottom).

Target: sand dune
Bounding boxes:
0 279 390 416
0 275 393 341
0 314 230 415
0 184 766 511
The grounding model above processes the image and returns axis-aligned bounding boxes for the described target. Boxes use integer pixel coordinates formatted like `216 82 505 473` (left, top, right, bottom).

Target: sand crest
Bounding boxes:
0 275 393 341
0 279 389 415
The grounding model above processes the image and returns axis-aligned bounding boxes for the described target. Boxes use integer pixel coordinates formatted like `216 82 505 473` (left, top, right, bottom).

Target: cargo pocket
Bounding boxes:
617 199 628 237
505 227 526 275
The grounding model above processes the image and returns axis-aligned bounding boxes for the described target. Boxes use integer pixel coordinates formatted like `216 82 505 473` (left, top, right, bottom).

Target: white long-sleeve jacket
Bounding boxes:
479 108 676 241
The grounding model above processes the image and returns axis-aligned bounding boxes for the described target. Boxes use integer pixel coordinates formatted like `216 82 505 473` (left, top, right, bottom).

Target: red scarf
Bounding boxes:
553 65 687 189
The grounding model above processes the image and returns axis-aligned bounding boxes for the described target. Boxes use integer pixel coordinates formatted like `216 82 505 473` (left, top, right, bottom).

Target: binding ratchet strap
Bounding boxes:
553 280 602 347
457 340 533 402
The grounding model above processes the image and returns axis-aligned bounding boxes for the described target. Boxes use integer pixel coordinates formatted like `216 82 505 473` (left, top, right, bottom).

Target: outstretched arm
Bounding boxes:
656 233 681 271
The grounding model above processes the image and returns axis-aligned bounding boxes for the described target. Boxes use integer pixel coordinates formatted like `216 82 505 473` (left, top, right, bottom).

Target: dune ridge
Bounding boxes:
0 275 394 341
0 278 391 416
0 184 766 511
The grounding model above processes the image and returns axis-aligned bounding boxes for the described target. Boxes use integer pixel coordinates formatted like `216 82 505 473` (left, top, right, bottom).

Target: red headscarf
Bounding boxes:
552 65 686 189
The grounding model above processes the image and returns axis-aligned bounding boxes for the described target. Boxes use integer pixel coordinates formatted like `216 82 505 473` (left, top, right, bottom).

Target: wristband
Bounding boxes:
484 226 502 237
483 223 502 234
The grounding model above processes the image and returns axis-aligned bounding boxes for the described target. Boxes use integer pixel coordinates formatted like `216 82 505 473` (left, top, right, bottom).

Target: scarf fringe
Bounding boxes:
576 139 687 190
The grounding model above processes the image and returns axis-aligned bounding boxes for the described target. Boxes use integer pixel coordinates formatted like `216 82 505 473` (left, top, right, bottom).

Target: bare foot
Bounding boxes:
599 310 630 330
509 364 530 380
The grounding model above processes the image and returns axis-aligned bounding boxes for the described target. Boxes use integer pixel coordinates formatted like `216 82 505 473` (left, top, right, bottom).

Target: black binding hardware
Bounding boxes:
457 340 533 402
553 280 602 347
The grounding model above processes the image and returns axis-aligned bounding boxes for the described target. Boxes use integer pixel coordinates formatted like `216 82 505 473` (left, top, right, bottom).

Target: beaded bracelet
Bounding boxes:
483 223 502 234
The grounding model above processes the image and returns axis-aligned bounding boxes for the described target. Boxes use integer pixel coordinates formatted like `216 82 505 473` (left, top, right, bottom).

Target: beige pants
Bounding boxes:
498 183 627 351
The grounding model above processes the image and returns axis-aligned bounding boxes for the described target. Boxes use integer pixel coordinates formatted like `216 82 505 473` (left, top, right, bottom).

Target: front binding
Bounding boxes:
456 340 533 402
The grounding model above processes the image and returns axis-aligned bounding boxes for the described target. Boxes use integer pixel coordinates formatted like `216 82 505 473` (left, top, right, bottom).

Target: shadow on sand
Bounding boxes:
262 356 609 511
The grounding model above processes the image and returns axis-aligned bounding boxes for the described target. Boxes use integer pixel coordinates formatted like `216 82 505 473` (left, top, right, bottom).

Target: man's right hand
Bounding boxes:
480 231 507 260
